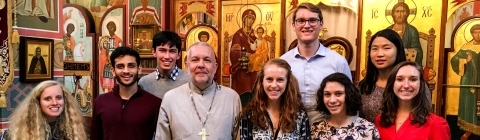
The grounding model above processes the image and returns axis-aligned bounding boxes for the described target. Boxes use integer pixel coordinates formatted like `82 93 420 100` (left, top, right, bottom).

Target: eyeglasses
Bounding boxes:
294 18 321 26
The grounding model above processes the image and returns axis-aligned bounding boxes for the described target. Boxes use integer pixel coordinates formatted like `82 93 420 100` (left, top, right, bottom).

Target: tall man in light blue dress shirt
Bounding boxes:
280 2 352 125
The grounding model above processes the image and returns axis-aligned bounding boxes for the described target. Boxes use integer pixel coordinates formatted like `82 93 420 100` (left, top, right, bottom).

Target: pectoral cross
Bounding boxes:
198 128 210 140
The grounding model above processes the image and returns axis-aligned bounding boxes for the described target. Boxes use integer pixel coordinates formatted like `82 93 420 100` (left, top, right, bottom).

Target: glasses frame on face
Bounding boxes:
294 18 322 27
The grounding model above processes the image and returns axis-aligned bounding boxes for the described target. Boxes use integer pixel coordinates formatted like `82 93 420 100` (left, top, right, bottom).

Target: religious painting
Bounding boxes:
447 0 480 21
182 25 219 70
285 0 359 16
129 0 161 27
97 34 116 94
89 0 127 11
62 5 96 116
53 41 64 69
445 16 480 136
63 6 94 62
67 0 92 8
178 13 197 36
176 12 217 38
100 7 125 43
357 0 442 106
452 2 475 28
131 24 157 56
328 44 347 56
443 1 480 50
97 6 126 94
78 0 125 33
64 75 94 116
19 37 53 82
221 2 281 94
15 0 59 31
174 0 219 38
324 36 354 64
173 1 219 70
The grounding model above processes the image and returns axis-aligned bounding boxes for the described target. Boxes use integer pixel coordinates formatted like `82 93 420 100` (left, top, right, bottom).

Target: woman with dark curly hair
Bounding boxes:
375 61 449 139
234 58 310 139
2 80 86 140
311 73 379 140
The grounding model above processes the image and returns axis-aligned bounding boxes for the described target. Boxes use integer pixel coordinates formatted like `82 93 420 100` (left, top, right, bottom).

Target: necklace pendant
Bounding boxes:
198 128 210 140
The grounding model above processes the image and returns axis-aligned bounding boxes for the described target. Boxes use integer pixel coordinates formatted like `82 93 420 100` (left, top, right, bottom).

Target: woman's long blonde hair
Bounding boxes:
8 80 86 140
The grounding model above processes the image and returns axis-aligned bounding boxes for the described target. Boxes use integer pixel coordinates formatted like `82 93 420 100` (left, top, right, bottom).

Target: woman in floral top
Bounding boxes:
311 73 380 140
234 59 310 140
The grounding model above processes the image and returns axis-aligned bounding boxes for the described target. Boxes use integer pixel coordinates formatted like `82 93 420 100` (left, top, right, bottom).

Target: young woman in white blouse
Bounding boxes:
311 73 380 140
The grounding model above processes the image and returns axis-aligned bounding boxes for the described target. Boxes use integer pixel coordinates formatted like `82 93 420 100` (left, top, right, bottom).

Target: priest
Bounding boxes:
155 42 241 140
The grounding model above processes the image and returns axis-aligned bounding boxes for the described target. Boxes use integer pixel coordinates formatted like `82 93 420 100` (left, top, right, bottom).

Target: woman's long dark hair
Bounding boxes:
379 61 431 127
358 29 407 95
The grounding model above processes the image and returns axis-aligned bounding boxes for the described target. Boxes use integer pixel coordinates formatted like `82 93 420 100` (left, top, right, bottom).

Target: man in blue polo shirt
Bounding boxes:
281 2 352 125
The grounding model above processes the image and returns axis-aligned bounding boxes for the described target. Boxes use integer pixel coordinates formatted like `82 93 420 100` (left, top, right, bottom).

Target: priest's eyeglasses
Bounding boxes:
294 18 321 26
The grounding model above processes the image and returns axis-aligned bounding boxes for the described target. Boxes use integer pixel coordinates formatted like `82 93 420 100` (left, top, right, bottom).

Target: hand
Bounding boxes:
467 53 472 62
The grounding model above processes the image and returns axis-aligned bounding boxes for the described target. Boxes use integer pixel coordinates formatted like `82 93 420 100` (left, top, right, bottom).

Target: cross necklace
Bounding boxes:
189 82 218 140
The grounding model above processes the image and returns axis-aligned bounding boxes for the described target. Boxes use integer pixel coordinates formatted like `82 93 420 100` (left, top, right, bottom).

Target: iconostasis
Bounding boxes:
0 0 479 138
63 0 164 117
221 0 281 94
444 0 480 136
61 5 96 116
172 0 358 95
170 0 219 84
19 0 480 122
357 0 443 112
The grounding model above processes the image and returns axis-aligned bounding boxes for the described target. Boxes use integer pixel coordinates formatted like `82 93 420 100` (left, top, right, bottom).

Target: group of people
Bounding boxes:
1 2 451 140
